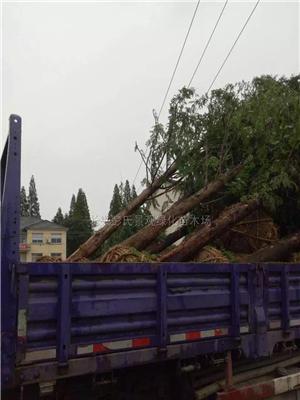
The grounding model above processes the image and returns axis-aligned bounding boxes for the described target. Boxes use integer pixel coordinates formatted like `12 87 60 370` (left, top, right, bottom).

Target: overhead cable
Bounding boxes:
207 0 261 93
188 0 229 88
158 0 201 118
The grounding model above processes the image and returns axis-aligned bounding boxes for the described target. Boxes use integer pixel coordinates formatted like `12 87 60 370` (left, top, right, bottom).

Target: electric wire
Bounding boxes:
134 0 260 186
158 0 201 119
133 1 201 186
207 0 261 93
187 0 229 88
133 160 143 186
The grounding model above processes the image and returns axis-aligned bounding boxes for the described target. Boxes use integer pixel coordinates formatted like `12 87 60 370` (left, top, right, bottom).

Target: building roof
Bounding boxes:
20 216 67 231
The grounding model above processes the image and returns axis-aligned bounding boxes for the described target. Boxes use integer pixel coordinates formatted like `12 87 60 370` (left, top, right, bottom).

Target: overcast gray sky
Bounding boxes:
2 1 299 224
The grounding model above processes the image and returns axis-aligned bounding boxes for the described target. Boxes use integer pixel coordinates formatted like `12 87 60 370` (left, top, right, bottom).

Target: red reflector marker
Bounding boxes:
186 331 201 341
132 337 150 347
93 343 108 353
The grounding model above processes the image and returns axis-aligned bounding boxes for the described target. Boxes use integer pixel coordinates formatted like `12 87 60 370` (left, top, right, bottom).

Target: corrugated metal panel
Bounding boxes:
167 272 232 337
17 263 300 366
23 265 248 362
25 272 158 352
27 275 58 348
268 270 283 330
71 273 157 345
240 272 250 333
267 266 300 330
289 270 300 327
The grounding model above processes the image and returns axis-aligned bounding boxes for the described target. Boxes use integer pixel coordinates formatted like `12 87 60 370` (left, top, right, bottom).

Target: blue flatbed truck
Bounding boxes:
2 115 300 399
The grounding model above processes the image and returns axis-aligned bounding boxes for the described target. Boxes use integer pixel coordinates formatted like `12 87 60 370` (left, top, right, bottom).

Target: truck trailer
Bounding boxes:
2 115 300 399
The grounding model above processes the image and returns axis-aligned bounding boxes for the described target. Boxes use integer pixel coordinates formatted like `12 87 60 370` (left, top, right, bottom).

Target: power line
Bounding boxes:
133 1 201 187
134 0 260 187
158 0 201 118
134 1 201 186
188 0 229 88
133 159 143 186
207 0 261 93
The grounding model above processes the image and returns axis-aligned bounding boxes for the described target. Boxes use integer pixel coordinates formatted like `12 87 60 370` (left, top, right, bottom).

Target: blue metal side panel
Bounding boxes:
1 115 22 386
17 263 252 361
166 266 232 337
18 263 160 362
266 264 300 332
12 262 300 388
71 271 158 346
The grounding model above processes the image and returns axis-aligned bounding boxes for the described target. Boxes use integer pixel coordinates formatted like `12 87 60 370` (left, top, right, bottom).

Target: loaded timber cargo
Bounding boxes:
2 115 300 400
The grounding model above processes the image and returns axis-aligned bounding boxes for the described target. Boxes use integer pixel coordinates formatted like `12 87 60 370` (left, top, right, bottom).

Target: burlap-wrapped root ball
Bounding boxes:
220 210 278 254
99 245 157 263
193 246 229 263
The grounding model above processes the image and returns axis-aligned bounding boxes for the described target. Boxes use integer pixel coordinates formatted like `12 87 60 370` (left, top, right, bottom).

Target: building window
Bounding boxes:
51 253 61 258
51 233 62 244
32 233 43 244
32 253 43 261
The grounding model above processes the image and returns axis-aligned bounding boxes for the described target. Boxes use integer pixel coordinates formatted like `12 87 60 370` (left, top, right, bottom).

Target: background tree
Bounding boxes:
20 186 29 216
63 194 76 227
69 194 76 218
28 175 41 217
108 185 123 219
123 180 131 207
95 180 152 256
130 183 153 236
65 189 94 256
52 207 64 225
131 184 137 199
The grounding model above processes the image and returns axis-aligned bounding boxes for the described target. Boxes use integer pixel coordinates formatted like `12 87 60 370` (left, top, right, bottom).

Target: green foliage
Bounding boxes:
28 175 41 217
69 194 76 218
20 186 29 217
123 180 131 207
131 185 137 199
66 189 94 256
54 190 94 256
108 185 122 219
52 207 64 225
146 75 300 233
97 181 152 256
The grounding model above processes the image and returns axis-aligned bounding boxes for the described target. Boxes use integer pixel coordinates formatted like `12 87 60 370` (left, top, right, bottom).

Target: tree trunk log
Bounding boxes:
146 225 188 254
121 165 243 251
159 224 204 258
67 163 177 261
159 199 260 262
243 232 300 262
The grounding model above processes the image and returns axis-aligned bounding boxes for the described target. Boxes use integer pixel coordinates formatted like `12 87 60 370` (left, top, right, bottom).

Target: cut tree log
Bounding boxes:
120 165 243 251
67 162 177 261
146 225 188 254
159 198 260 262
159 224 204 258
243 232 300 262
